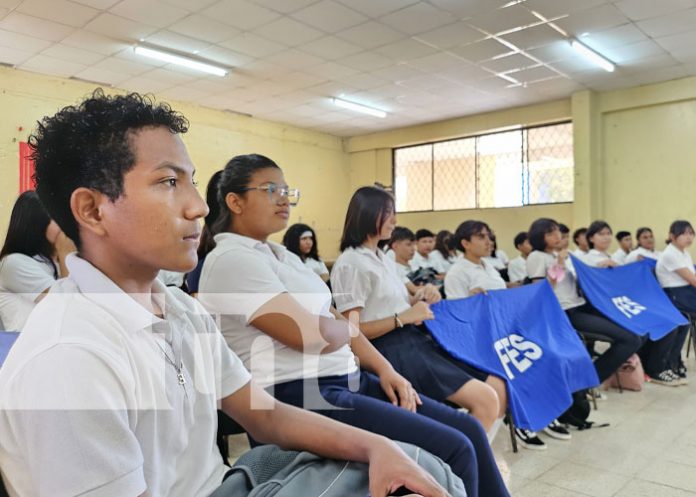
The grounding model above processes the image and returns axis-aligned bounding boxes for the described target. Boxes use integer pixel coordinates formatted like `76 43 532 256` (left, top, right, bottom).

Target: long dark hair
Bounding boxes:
585 220 612 249
435 230 453 259
204 154 280 256
528 218 560 252
340 186 394 251
0 191 57 276
197 170 223 259
668 220 694 240
283 223 320 261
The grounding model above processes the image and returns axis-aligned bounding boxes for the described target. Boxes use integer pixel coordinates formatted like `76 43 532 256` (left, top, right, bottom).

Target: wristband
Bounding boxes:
394 313 404 328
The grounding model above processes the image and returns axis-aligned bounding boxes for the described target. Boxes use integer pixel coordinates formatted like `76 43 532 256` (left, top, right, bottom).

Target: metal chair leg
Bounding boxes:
505 410 518 453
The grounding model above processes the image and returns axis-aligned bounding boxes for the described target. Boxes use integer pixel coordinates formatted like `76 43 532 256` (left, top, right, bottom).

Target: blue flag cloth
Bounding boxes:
571 255 686 340
425 281 599 432
0 331 19 368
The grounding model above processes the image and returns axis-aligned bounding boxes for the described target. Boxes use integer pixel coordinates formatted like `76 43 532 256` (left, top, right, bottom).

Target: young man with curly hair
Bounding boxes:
0 90 451 497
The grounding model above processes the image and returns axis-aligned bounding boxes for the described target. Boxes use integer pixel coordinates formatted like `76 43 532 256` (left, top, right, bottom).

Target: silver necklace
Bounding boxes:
156 340 187 387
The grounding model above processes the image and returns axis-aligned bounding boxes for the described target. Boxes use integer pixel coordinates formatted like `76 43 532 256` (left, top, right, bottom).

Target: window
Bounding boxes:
393 121 573 213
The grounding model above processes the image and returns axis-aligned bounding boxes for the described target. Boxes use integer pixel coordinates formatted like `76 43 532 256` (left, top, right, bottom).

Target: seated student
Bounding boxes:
0 91 451 497
651 220 696 384
582 221 620 268
389 226 423 296
483 233 509 271
196 155 508 497
0 191 75 331
526 218 642 385
612 231 633 265
410 229 446 275
445 221 571 446
331 188 511 440
282 223 330 282
558 224 571 250
625 227 661 263
185 170 222 297
508 231 532 284
430 230 458 273
572 227 590 260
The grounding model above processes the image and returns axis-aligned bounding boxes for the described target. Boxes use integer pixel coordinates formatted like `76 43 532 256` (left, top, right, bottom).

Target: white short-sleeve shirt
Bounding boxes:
527 250 585 310
198 233 356 388
410 251 447 273
0 253 57 331
394 261 412 284
445 258 506 299
625 247 661 264
507 256 528 283
303 257 329 277
572 249 589 262
331 246 411 322
428 250 456 273
157 269 186 287
484 249 509 270
611 249 629 265
656 243 695 288
583 249 612 267
0 254 250 497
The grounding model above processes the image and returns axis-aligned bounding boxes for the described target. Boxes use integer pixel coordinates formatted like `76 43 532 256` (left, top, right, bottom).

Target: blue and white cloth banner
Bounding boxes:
425 281 599 432
571 255 686 340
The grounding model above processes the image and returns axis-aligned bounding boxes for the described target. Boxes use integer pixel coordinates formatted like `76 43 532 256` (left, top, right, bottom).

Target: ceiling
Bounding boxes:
0 0 695 137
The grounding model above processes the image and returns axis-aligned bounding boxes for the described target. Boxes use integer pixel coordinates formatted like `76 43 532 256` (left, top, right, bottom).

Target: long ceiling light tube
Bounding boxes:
570 40 615 72
332 98 387 118
134 46 228 77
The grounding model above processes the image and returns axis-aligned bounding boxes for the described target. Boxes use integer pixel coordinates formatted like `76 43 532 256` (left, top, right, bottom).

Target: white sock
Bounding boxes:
487 417 504 443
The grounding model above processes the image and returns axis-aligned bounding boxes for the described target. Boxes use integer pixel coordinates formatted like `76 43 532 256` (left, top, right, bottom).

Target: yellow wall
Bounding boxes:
0 66 349 259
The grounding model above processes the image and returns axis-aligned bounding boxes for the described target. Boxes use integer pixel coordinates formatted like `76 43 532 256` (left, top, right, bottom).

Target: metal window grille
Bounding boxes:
393 121 574 213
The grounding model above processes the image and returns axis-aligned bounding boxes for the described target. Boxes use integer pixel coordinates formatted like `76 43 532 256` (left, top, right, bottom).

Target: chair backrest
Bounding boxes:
0 331 19 368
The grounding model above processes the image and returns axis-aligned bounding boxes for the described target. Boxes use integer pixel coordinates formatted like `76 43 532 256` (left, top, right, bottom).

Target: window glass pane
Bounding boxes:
394 144 433 212
476 130 523 208
526 123 574 204
433 138 476 210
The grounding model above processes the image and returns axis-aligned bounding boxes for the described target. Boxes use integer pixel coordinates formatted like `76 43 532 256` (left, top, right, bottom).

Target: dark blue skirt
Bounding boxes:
665 285 696 314
371 324 489 401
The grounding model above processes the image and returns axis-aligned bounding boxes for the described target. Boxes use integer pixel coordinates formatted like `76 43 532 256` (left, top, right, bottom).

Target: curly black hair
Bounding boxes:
29 89 189 248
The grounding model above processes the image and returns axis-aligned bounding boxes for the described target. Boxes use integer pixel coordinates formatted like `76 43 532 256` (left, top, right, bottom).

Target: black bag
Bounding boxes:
558 389 592 429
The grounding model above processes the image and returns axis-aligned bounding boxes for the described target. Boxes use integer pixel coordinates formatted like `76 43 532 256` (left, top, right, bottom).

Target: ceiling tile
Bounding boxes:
413 22 483 50
41 43 105 65
202 0 281 30
0 12 74 42
499 24 563 51
169 14 240 44
237 59 292 79
669 46 696 64
553 4 630 36
111 0 189 28
160 0 218 9
303 61 360 79
374 38 438 61
264 48 325 69
334 0 419 18
70 0 119 8
436 62 496 82
654 29 696 52
299 36 363 59
117 75 175 93
16 0 98 28
61 30 127 55
509 65 560 82
277 70 327 89
481 53 539 73
20 54 87 78
619 53 681 74
291 0 368 32
337 51 392 72
405 51 467 72
254 17 324 46
520 0 609 18
547 55 601 74
0 45 34 65
196 45 255 67
601 40 666 63
72 67 123 85
449 38 511 62
140 66 201 84
335 21 407 49
614 0 696 22
159 85 209 103
144 30 213 55
579 23 648 53
0 28 52 53
220 32 287 58
91 55 154 76
372 63 425 82
181 77 232 94
427 0 510 18
85 13 158 41
248 0 322 14
628 64 689 86
637 7 696 38
526 40 577 63
379 2 456 35
305 80 359 97
468 4 540 35
340 72 390 90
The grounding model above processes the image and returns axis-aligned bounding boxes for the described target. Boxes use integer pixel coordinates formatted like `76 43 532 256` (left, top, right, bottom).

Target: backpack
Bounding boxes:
557 389 592 429
604 354 645 392
209 441 466 497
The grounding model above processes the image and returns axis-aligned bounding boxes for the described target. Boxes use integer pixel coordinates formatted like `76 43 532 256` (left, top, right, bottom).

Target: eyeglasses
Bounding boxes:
239 184 301 206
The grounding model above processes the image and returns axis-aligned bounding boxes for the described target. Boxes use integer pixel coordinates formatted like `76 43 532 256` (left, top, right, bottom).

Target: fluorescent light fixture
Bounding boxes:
134 46 228 77
571 40 614 72
332 98 387 118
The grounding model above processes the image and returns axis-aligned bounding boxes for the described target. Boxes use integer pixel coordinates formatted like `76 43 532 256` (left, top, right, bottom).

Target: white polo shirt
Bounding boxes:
198 233 356 389
527 250 585 310
625 247 661 264
656 243 695 288
611 249 629 265
583 249 612 267
445 258 506 299
507 256 528 283
429 250 456 273
0 254 250 497
303 257 329 277
332 246 411 322
572 249 589 262
484 249 509 270
0 253 57 332
410 251 446 273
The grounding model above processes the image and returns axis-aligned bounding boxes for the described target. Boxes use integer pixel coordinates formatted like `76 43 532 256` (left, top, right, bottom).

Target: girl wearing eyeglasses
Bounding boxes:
197 154 509 497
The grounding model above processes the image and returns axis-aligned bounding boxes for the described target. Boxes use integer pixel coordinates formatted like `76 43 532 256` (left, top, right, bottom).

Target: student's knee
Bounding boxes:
447 380 499 430
485 375 508 416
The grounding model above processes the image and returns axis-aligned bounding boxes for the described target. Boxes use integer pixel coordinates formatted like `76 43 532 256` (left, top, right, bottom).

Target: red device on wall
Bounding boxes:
19 141 35 193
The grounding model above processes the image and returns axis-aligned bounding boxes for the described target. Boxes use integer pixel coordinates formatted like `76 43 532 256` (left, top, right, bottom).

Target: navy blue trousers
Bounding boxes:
268 372 510 497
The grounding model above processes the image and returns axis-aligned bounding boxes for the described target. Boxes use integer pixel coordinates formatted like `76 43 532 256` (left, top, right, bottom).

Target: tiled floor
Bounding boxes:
228 352 696 496
492 352 696 496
